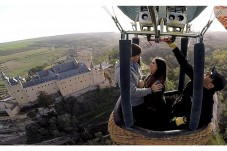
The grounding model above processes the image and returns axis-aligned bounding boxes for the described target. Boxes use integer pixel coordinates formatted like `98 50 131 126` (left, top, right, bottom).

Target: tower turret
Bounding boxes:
0 71 8 81
99 63 103 71
90 62 94 70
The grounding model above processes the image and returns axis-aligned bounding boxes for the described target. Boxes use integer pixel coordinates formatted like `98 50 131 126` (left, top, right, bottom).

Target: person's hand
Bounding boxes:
138 80 144 88
165 40 177 49
151 81 163 92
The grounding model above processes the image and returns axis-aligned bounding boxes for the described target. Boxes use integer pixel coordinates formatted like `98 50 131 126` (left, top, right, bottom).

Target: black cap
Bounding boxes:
131 43 141 57
211 66 226 91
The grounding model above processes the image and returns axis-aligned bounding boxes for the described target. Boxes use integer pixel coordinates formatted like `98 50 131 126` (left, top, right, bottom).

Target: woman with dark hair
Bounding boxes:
143 57 168 130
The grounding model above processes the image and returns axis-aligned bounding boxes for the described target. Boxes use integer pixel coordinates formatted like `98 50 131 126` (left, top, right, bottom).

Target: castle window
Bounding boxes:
17 90 20 92
21 97 23 99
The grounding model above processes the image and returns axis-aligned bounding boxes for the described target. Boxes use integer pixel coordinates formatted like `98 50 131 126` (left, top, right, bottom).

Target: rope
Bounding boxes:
102 6 124 32
102 6 113 18
200 7 224 36
112 6 117 17
148 6 159 42
208 8 214 21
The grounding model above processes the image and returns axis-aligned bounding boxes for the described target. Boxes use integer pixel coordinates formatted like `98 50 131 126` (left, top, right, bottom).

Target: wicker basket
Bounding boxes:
108 112 213 145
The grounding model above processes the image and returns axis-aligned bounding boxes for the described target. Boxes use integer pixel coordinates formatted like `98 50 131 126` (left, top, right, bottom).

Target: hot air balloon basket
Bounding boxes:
108 112 213 145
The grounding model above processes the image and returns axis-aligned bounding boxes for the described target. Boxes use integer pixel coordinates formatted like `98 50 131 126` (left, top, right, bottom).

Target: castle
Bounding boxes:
0 51 112 117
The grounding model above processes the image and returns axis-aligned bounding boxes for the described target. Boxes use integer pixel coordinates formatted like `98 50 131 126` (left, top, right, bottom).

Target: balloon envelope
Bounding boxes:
214 6 227 30
118 6 206 23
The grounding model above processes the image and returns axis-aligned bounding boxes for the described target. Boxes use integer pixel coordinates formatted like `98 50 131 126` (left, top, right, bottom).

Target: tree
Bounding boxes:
55 96 84 116
28 64 48 76
37 91 53 108
165 78 176 91
27 109 38 118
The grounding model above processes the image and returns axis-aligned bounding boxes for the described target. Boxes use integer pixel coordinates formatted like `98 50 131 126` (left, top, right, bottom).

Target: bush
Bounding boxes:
27 109 38 118
37 91 54 108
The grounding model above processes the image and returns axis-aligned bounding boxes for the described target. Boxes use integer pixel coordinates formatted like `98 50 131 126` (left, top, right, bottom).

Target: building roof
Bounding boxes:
52 61 78 74
57 63 89 80
23 61 90 88
8 77 20 85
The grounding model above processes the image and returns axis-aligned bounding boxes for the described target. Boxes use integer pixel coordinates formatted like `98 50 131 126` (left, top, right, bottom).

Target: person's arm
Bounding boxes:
115 61 162 97
167 42 193 80
130 74 152 97
130 76 163 97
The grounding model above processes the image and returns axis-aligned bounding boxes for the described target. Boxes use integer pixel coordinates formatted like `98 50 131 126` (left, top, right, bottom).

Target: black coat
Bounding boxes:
170 47 214 129
144 75 168 130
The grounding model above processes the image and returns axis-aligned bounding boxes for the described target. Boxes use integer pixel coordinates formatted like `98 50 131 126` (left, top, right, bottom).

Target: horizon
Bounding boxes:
0 30 225 45
0 32 118 44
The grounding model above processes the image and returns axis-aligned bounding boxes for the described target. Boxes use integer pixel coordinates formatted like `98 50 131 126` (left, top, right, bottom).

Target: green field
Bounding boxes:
0 39 70 94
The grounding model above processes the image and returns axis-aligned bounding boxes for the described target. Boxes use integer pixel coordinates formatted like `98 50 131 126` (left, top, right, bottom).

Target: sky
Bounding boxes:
0 0 226 43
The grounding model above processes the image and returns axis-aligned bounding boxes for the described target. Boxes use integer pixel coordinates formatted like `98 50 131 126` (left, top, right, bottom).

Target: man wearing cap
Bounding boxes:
166 42 226 129
114 43 163 128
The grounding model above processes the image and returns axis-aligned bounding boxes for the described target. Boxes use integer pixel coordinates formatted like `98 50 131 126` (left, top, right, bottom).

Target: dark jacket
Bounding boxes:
143 75 168 130
170 47 214 129
144 75 166 112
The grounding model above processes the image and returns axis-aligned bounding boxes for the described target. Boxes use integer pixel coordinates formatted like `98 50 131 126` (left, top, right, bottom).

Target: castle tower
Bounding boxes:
0 71 7 80
90 62 94 70
99 63 103 71
1 71 13 97
1 72 29 105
